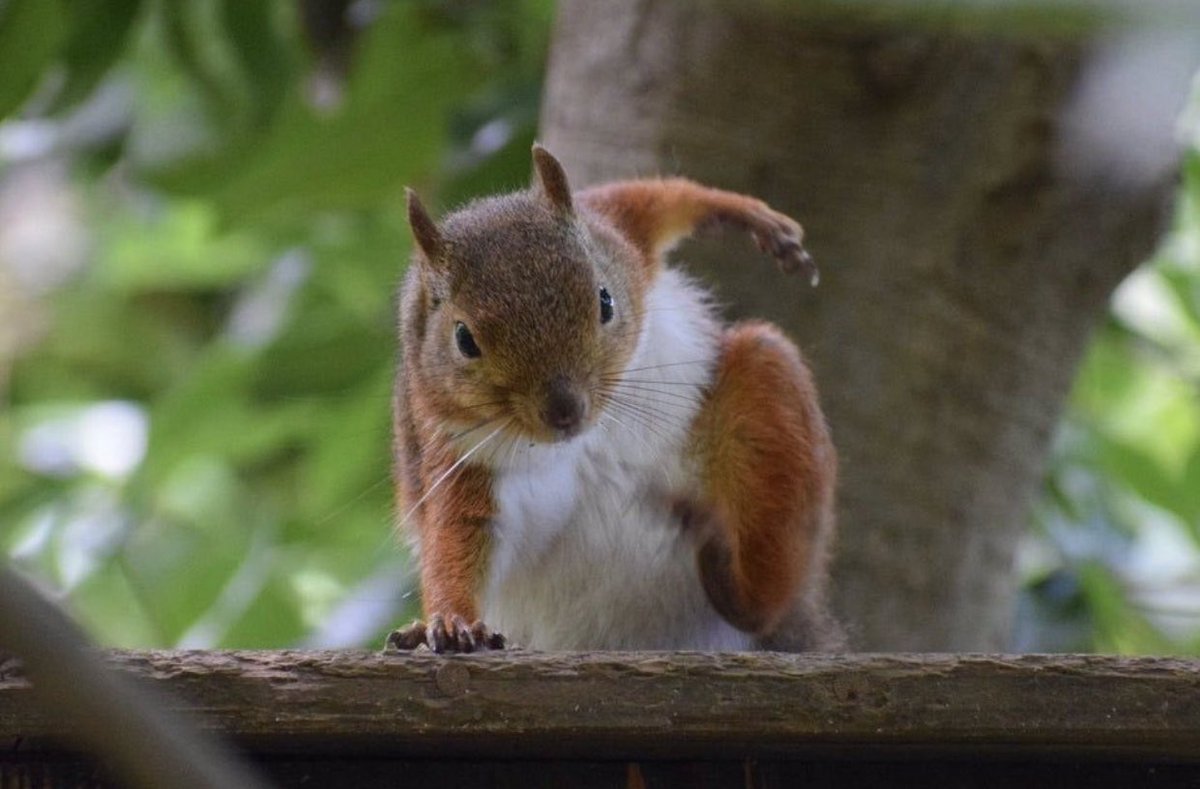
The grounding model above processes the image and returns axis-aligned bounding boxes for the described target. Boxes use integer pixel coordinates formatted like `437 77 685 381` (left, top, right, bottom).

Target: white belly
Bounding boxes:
482 444 752 650
479 268 752 651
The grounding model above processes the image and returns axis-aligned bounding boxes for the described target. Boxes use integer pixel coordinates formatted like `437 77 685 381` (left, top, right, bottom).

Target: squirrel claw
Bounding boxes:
795 248 819 287
385 615 506 654
386 621 428 650
773 239 819 286
751 211 819 287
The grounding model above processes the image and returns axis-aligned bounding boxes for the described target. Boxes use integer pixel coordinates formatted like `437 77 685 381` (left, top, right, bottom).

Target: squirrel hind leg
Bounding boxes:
755 580 847 653
686 320 839 643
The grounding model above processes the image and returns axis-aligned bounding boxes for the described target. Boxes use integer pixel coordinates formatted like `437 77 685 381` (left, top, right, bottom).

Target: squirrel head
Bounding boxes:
404 146 646 444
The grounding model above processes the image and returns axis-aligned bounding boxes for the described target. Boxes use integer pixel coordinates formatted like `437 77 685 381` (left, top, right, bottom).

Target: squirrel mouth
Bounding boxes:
521 420 586 446
538 380 589 439
551 423 585 442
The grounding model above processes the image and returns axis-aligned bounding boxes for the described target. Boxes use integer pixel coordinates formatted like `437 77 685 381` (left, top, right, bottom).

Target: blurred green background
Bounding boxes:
1 0 1198 652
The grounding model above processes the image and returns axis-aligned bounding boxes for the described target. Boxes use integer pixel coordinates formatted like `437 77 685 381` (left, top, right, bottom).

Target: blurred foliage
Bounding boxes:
1016 152 1200 654
0 0 553 648
1 0 1199 653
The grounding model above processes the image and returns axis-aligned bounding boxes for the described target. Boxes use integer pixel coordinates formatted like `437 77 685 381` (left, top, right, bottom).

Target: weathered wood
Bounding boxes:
3 651 1199 763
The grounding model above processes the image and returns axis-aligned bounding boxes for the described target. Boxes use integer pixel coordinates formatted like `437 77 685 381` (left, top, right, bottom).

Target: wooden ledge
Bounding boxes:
3 651 1199 763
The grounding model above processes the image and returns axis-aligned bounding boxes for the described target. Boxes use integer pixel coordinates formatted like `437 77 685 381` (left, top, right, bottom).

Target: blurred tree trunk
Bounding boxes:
539 0 1186 650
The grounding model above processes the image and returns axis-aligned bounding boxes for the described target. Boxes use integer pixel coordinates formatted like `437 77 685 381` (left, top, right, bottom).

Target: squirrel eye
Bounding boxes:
599 287 614 324
455 322 482 358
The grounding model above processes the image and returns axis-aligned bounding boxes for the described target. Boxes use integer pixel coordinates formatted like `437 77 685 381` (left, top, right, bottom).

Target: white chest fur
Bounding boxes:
480 268 753 650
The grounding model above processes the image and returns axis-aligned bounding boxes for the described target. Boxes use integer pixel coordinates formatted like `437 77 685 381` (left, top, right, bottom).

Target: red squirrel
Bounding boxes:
387 146 840 653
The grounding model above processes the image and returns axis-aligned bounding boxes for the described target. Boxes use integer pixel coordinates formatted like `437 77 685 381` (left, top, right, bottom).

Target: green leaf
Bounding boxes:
68 559 163 647
305 210 409 321
94 200 270 291
148 4 471 224
0 0 67 118
220 569 306 647
1069 325 1140 416
46 0 143 112
299 370 391 519
251 307 391 398
12 290 206 402
159 0 237 123
1181 447 1200 542
1078 563 1176 654
219 0 294 130
1183 149 1200 197
1160 267 1200 336
133 346 314 498
4 0 554 653
1094 434 1195 523
119 495 255 645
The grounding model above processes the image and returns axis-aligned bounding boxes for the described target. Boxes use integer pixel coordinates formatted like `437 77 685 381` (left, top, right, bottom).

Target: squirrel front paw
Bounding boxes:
747 206 819 286
385 614 506 654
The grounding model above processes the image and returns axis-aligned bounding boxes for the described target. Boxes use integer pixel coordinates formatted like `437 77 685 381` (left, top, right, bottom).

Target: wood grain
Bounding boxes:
3 651 1199 762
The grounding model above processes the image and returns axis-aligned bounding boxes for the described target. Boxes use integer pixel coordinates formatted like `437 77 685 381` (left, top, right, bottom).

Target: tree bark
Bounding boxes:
538 0 1183 650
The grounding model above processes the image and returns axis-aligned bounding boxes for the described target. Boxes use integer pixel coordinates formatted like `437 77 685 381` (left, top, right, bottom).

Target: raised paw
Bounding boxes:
385 614 505 654
748 207 819 287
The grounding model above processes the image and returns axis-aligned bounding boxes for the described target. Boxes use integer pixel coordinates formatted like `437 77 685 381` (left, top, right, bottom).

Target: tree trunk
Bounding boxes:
538 0 1185 650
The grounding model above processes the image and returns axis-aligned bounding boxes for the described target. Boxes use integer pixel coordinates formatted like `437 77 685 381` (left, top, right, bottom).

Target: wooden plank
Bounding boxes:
2 651 1199 761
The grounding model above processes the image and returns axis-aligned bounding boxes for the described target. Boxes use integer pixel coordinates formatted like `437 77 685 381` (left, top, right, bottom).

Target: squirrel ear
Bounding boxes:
406 188 443 261
532 144 573 215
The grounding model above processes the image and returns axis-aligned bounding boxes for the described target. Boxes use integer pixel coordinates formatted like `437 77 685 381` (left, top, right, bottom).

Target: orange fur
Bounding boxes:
394 148 833 650
415 449 493 620
396 375 494 624
688 322 837 636
579 178 802 268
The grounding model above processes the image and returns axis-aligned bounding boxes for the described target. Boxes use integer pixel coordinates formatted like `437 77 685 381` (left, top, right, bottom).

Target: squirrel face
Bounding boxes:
405 151 645 445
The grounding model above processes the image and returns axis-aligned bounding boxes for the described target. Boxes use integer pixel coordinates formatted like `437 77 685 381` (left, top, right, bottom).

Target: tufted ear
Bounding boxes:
406 188 443 262
531 144 573 215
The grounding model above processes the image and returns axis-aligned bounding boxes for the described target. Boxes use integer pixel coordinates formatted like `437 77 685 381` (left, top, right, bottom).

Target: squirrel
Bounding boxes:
387 145 840 653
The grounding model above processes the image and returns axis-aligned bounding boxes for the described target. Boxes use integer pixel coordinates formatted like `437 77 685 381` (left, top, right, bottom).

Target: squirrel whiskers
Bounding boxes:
388 146 840 653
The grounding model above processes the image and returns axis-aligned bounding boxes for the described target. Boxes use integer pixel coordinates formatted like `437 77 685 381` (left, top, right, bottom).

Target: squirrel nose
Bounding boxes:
542 378 587 434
